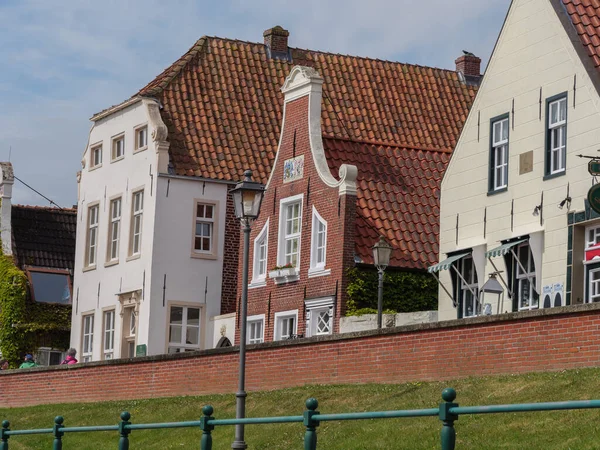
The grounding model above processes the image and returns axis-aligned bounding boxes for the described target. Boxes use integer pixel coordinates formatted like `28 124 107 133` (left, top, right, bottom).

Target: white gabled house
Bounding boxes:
434 0 600 320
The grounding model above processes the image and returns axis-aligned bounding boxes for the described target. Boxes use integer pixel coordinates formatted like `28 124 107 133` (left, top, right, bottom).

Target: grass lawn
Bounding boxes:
2 367 600 449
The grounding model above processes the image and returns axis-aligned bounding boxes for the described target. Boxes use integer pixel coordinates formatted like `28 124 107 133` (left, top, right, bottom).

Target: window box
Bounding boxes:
268 267 297 279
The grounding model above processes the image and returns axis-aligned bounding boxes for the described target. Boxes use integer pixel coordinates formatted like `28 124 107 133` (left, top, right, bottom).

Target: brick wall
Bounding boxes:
4 304 600 408
221 189 240 314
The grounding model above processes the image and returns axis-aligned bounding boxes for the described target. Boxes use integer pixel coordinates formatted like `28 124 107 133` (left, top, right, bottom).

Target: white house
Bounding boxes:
433 0 600 320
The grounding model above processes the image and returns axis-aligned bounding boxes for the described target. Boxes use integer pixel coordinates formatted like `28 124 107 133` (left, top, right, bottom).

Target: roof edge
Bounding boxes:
90 96 143 122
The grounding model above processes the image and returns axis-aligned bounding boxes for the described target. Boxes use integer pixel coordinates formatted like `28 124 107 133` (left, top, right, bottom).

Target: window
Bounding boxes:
546 94 567 176
458 256 479 318
194 203 214 253
108 198 121 262
130 190 144 256
515 243 537 311
586 225 600 249
274 310 298 341
122 307 137 358
588 268 600 303
135 125 148 151
86 205 99 267
278 195 303 271
29 270 71 304
36 348 65 367
489 115 509 193
168 305 201 353
90 144 102 168
305 299 334 337
82 314 94 362
251 220 269 285
111 135 125 161
309 207 328 274
247 315 265 344
103 310 115 360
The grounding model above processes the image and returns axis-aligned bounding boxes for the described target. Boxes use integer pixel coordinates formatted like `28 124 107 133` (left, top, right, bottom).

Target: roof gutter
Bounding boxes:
157 173 237 186
90 96 143 122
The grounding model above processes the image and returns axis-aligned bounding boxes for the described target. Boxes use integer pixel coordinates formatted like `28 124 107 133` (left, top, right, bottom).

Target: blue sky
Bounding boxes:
0 0 510 207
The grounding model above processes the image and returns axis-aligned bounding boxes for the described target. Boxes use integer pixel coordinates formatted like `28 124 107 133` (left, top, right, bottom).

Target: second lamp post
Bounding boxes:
372 236 392 329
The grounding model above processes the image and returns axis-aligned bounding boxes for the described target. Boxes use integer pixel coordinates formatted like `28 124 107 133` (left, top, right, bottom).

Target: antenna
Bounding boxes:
8 146 11 162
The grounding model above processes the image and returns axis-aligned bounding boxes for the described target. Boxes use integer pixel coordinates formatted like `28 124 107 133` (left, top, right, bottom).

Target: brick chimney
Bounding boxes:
264 26 290 60
455 52 482 85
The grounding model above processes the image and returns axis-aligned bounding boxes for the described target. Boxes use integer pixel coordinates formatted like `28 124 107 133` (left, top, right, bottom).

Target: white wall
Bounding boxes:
438 0 600 320
339 311 438 333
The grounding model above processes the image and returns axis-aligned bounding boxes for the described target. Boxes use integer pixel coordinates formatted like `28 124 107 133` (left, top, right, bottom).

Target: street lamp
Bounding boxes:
229 169 265 450
372 236 392 329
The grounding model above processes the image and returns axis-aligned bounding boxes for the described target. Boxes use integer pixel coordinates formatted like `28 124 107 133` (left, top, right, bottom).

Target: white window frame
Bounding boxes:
129 190 144 257
588 268 600 303
548 97 567 175
491 117 509 191
250 220 269 287
247 314 265 344
107 197 121 263
277 194 303 271
134 124 148 153
305 298 334 337
36 348 65 367
111 133 125 162
85 204 99 268
193 202 215 254
273 309 299 341
103 310 115 360
309 207 330 277
90 143 102 169
82 313 95 362
514 243 537 311
586 225 600 249
458 256 479 318
167 304 202 353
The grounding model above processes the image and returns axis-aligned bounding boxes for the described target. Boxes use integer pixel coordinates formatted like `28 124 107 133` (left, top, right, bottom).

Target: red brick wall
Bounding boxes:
4 305 600 408
221 189 240 314
236 93 357 341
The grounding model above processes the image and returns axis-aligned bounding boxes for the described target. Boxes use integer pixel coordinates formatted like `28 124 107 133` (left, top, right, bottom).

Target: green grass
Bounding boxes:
3 368 600 449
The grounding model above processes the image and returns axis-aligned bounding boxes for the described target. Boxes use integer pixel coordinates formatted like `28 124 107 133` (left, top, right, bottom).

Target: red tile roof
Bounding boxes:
136 36 477 185
325 138 450 270
11 205 77 271
563 0 600 70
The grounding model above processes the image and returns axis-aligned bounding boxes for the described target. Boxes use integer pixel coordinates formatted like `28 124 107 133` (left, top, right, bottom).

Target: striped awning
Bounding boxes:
485 239 527 258
428 252 469 273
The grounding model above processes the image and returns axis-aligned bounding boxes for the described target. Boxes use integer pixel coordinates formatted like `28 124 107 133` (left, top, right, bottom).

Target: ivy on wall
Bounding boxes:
0 254 71 367
346 267 438 316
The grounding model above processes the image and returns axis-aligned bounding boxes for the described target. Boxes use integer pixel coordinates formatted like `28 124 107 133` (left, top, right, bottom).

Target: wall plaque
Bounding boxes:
283 155 304 183
519 151 533 175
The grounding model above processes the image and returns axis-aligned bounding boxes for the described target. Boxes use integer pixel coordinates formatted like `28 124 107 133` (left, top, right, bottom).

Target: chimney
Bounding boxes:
0 162 14 256
264 26 290 60
455 52 482 85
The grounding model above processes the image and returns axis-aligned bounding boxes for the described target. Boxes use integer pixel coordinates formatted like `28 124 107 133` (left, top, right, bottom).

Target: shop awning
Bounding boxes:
485 239 527 258
428 252 470 273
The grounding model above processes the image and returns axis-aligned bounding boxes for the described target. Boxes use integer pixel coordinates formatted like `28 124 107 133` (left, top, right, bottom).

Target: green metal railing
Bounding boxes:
3 388 600 449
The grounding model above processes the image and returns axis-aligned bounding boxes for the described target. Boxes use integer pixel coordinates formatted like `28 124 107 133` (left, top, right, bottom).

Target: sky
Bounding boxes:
0 0 511 207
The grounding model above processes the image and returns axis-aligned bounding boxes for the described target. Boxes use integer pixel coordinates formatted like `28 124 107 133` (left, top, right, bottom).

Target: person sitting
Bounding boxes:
61 348 78 365
19 354 38 369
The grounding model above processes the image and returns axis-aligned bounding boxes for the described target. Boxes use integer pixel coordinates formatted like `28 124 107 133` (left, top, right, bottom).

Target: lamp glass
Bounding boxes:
372 237 392 270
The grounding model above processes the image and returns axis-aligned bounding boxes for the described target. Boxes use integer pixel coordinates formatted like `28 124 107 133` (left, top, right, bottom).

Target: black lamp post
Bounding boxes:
229 169 265 449
372 236 392 329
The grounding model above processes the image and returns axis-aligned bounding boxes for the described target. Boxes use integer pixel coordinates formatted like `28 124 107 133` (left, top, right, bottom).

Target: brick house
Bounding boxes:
240 57 479 341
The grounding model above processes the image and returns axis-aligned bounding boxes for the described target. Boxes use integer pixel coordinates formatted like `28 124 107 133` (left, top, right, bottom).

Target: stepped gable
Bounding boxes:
11 205 77 270
134 35 477 184
324 138 450 270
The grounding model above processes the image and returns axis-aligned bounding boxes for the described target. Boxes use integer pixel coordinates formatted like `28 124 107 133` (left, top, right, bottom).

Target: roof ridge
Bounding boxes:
322 135 453 154
13 204 77 213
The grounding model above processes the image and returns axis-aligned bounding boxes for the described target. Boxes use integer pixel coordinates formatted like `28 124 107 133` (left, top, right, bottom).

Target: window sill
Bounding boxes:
308 267 331 278
190 251 218 260
110 156 125 164
126 254 141 262
268 268 299 284
273 274 300 285
543 170 566 181
104 260 119 268
249 279 266 289
89 164 102 172
82 265 97 273
134 146 148 154
487 187 507 197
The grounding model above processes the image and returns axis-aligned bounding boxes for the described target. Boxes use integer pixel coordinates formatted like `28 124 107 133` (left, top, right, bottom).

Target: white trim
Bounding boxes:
307 268 331 278
588 267 600 303
247 314 265 344
310 206 327 272
250 219 269 286
305 297 334 337
277 194 303 281
273 309 298 341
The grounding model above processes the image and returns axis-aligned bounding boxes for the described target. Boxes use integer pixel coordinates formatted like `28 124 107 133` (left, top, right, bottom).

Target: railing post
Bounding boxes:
199 405 214 450
439 388 458 450
53 416 64 450
0 420 9 450
118 411 131 450
303 398 320 450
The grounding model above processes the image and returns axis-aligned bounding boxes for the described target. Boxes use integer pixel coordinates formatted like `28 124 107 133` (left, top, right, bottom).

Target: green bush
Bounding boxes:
346 267 437 315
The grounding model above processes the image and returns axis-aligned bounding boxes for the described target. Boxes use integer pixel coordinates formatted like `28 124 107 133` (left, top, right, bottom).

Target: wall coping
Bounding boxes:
5 303 600 376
